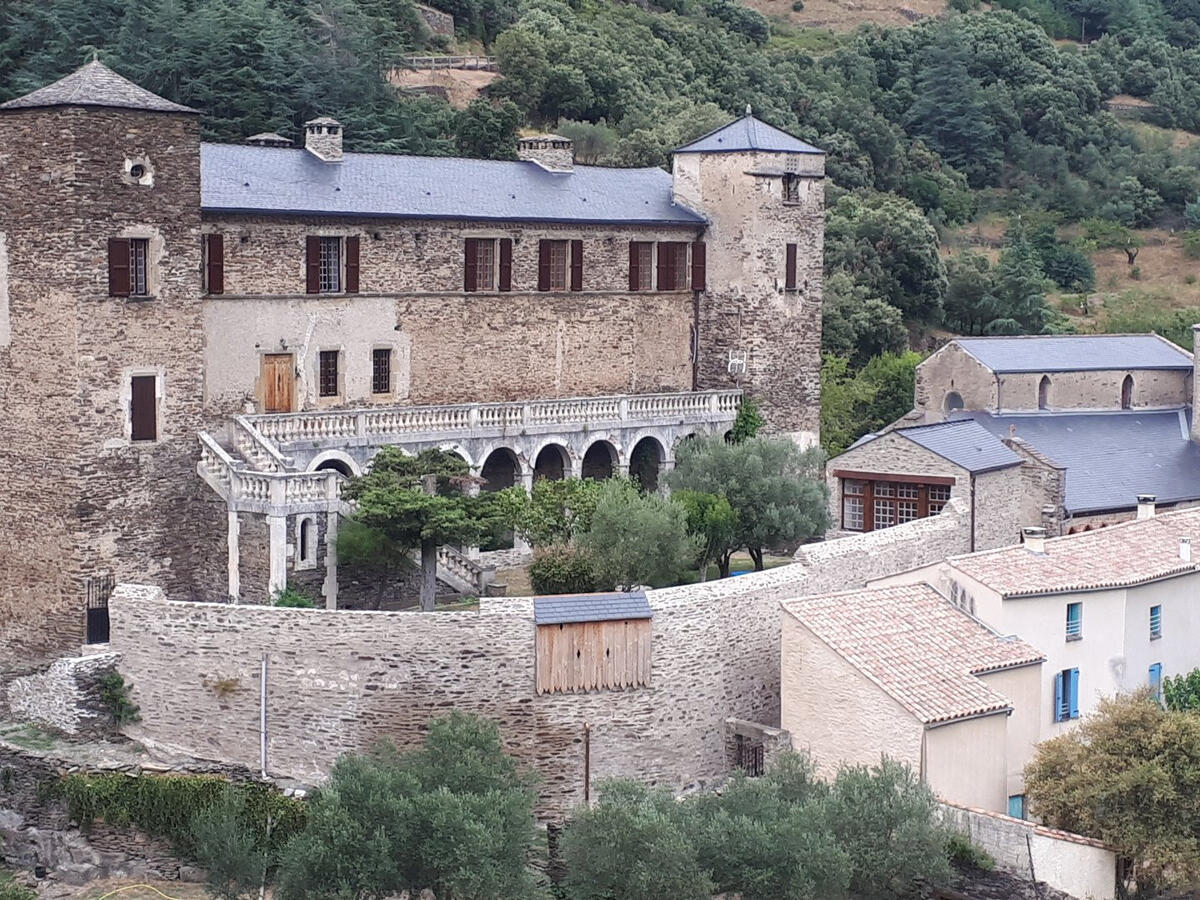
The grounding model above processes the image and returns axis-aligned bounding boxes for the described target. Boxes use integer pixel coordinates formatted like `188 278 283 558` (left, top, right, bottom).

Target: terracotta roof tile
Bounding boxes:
949 506 1200 597
782 584 1043 725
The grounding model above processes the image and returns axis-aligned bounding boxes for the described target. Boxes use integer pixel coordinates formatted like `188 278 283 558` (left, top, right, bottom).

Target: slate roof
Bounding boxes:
958 409 1200 514
534 591 653 626
200 143 707 224
953 334 1192 374
896 420 1023 474
0 60 197 114
948 506 1200 598
782 584 1044 725
675 113 823 155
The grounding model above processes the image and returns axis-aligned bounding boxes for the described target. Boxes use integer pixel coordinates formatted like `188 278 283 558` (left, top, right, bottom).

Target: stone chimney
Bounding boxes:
1192 324 1200 442
517 134 574 172
1023 526 1046 554
1181 536 1192 563
1137 494 1157 520
305 117 343 162
247 131 292 148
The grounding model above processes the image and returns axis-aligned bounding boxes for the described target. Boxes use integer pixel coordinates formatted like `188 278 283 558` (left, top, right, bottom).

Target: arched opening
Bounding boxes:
534 444 569 482
1038 376 1051 411
315 459 353 478
1121 374 1134 410
944 391 964 413
480 447 520 493
629 437 665 492
724 430 735 443
582 441 617 480
297 517 315 568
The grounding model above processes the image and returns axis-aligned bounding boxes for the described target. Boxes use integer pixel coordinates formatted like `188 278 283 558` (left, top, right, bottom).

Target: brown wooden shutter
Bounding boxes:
538 240 551 292
785 242 798 291
305 236 321 294
205 233 224 295
570 239 583 292
691 240 706 292
108 238 131 297
464 239 478 292
498 238 513 292
656 242 669 292
345 235 360 293
629 242 641 291
130 375 157 441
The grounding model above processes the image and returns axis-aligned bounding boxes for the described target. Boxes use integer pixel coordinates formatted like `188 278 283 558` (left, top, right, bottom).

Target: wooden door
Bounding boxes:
262 353 294 413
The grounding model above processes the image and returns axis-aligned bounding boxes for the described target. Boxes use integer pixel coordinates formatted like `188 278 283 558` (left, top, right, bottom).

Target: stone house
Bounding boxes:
780 583 1044 815
874 504 1200 752
0 62 826 663
827 333 1200 547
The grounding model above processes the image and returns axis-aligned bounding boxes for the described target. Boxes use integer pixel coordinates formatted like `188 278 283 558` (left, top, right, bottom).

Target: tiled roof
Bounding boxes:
948 506 1200 598
953 334 1192 373
0 60 197 114
675 113 823 155
534 591 653 626
782 584 1043 725
897 420 1023 474
200 143 707 225
960 409 1200 514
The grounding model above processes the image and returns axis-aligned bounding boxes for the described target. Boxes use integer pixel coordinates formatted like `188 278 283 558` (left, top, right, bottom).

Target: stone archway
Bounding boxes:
582 441 617 480
314 458 353 478
480 447 520 493
629 436 666 492
534 443 570 482
309 449 361 477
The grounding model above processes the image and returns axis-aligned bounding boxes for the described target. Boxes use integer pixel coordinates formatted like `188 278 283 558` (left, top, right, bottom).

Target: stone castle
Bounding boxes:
0 62 826 663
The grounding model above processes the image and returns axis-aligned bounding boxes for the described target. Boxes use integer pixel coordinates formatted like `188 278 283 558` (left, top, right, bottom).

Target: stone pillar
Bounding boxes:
323 509 339 610
267 514 287 599
227 506 241 603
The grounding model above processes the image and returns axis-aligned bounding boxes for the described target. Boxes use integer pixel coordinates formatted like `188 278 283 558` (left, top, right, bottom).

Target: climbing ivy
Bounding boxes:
54 773 306 859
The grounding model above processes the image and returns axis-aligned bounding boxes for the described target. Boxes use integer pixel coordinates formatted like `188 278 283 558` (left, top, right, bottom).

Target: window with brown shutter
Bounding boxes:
785 243 798 291
372 348 391 394
204 233 224 295
691 241 706 292
629 241 653 291
108 238 131 297
305 236 322 294
657 242 689 291
498 238 513 291
464 239 495 291
344 235 360 293
130 375 157 442
570 239 583 291
319 350 339 398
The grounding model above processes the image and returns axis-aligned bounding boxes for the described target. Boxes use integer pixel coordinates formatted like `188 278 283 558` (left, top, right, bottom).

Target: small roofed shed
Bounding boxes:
533 592 653 694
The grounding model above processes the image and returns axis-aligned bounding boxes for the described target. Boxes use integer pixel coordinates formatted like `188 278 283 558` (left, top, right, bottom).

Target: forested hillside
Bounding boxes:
4 0 1200 451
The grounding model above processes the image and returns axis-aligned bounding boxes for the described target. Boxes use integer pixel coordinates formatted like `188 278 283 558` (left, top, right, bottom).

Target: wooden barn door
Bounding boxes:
262 353 295 413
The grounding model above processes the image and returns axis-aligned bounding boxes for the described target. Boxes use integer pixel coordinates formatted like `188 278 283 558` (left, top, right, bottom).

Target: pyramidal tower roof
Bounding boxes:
674 107 822 155
0 59 198 114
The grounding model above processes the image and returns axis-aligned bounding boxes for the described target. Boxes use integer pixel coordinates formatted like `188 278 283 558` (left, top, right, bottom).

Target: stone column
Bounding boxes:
227 506 241 603
323 508 339 610
267 515 287 599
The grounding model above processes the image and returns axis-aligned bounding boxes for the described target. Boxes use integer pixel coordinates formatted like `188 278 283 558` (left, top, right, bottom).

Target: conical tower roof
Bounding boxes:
674 109 821 155
0 59 197 114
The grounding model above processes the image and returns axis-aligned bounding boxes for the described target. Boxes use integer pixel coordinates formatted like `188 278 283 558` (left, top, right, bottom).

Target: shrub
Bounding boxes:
791 0 804 10
1130 266 1142 280
728 397 765 443
97 671 141 726
272 586 316 608
1183 230 1200 260
529 544 603 595
0 872 36 900
190 787 270 900
946 833 994 871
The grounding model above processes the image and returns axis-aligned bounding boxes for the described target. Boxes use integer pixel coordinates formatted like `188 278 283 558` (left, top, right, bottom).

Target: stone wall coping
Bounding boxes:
939 800 1114 850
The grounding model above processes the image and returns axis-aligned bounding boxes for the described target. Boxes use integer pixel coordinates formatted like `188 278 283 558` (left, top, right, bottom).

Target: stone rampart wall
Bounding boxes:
5 653 121 737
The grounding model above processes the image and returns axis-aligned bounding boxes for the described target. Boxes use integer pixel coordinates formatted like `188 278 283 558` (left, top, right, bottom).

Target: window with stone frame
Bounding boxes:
465 238 496 291
129 238 150 296
372 347 391 394
782 174 801 204
839 475 953 532
318 236 342 293
547 240 568 291
631 241 654 290
318 350 340 398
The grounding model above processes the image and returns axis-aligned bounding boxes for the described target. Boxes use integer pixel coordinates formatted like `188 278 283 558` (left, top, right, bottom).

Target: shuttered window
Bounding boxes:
464 238 495 292
539 240 569 291
372 348 391 394
1053 668 1079 722
657 242 689 291
1065 602 1083 641
1150 604 1162 639
691 241 706 292
108 238 131 297
570 239 583 291
498 238 513 292
129 375 157 442
629 241 653 291
204 233 224 295
318 350 339 398
344 235 360 293
785 242 798 291
1149 662 1163 701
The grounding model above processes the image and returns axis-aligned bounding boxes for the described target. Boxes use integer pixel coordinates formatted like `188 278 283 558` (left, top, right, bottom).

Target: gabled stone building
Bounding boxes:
0 62 826 662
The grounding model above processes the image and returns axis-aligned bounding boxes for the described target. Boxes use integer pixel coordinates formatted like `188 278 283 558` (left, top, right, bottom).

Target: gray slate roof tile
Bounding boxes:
0 60 197 114
675 114 822 155
897 419 1023 474
954 335 1192 373
534 591 653 626
200 143 707 225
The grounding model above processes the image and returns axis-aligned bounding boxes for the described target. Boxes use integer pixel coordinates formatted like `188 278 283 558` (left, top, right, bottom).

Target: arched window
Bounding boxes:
944 391 964 413
1038 376 1051 411
1121 374 1134 410
296 516 317 569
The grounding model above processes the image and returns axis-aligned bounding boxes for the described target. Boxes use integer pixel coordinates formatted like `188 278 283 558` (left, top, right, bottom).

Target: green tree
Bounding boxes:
341 448 487 611
672 490 738 581
1164 667 1200 711
729 397 766 443
1024 693 1200 896
190 787 271 900
278 712 542 900
942 252 999 336
561 780 714 900
820 351 923 457
668 437 829 573
454 98 520 160
988 224 1054 334
336 516 415 609
821 273 907 367
528 544 603 595
495 478 604 548
578 479 699 589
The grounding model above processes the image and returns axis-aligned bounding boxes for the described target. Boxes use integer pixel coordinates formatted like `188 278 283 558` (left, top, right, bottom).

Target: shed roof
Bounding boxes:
782 584 1043 725
674 113 822 155
948 506 1200 598
896 419 1024 474
0 60 197 115
200 143 707 224
953 334 1192 374
534 591 653 626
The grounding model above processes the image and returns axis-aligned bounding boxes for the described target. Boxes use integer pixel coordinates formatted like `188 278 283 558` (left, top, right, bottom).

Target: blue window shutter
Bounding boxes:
1150 663 1163 698
1008 795 1025 819
1054 671 1065 722
1069 668 1080 719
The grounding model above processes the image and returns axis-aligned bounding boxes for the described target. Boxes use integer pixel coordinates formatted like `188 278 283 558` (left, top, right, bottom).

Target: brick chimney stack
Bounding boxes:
517 134 574 172
304 116 343 162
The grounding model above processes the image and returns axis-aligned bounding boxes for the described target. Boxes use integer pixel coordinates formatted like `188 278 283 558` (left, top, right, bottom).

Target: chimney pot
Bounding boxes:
1181 537 1192 563
517 134 574 172
1023 526 1047 554
1137 494 1157 520
305 116 343 162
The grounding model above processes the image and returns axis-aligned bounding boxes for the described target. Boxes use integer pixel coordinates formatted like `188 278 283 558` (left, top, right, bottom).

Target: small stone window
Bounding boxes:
318 237 341 293
318 350 340 398
129 373 159 442
372 347 392 394
782 174 801 204
296 516 317 570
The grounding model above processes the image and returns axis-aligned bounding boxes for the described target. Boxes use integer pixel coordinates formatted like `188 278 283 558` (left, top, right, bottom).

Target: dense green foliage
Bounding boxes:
672 489 739 581
820 352 923 456
728 397 766 443
272 585 318 608
97 671 141 726
579 479 699 589
0 872 36 900
561 754 950 900
277 712 543 899
190 787 273 900
1024 693 1200 896
1164 667 1200 712
528 543 604 594
495 478 603 548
